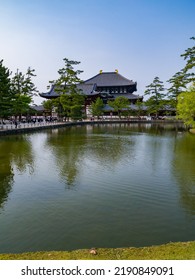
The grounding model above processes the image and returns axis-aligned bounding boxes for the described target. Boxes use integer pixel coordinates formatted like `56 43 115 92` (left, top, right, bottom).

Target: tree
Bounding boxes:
108 96 129 119
167 71 189 108
134 99 145 118
50 58 85 120
177 84 195 128
90 97 104 119
60 93 85 121
180 37 195 85
51 58 83 95
11 68 37 119
168 37 195 98
0 60 13 120
42 99 54 116
144 77 165 117
69 93 85 120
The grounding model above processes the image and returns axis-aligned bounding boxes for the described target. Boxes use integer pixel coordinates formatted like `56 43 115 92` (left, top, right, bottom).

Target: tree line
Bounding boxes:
0 37 194 126
0 62 37 121
91 37 195 126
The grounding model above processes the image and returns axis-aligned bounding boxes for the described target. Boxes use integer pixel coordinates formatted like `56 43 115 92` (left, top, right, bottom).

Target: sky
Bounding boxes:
0 0 195 104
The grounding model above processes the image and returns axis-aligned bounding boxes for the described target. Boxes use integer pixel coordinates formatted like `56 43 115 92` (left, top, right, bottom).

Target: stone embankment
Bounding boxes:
0 119 183 136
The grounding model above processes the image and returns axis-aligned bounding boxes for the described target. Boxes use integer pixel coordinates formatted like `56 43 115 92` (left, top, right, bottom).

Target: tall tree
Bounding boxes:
51 58 83 95
177 83 195 128
144 76 165 117
42 99 54 115
167 71 189 108
60 93 85 120
50 58 85 120
90 97 104 119
168 37 195 99
11 68 37 119
0 60 13 120
108 96 129 119
181 37 195 85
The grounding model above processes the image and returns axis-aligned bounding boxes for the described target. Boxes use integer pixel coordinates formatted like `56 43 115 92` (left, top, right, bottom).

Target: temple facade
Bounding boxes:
40 70 142 105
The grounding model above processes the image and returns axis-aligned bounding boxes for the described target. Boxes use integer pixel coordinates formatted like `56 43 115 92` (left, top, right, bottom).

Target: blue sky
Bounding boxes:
0 0 195 104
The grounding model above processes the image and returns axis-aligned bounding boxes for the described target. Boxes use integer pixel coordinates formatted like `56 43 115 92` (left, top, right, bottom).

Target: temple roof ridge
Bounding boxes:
83 71 136 86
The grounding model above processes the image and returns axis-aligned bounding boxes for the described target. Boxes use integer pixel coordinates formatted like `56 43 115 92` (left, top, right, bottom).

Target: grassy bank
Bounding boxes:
0 241 195 260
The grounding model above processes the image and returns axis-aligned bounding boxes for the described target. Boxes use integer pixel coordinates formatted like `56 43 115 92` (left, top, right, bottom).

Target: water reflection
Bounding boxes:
1 123 195 254
0 135 34 208
172 133 195 215
45 127 86 186
0 155 13 208
45 125 136 186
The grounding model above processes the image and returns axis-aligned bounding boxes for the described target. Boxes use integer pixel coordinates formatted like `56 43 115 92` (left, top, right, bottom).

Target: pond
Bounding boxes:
0 123 195 254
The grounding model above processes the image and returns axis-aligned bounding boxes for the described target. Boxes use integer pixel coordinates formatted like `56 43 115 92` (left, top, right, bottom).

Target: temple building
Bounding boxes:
40 70 142 105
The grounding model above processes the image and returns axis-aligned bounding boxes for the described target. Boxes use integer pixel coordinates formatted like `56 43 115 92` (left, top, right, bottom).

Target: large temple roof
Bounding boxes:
39 83 98 99
84 72 136 87
77 83 98 95
39 71 139 99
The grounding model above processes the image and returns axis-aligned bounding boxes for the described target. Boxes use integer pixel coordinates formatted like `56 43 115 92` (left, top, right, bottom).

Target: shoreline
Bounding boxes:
0 240 195 260
0 119 184 136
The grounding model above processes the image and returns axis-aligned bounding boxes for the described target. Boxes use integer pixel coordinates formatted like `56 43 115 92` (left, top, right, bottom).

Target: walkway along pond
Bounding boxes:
0 119 184 136
0 122 194 254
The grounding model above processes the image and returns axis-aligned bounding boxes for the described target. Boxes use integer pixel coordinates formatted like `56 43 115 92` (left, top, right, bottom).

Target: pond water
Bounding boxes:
0 123 195 254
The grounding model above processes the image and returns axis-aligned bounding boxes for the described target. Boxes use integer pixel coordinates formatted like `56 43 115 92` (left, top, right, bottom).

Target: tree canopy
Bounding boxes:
144 76 165 116
180 37 195 85
11 68 37 118
0 60 13 119
90 97 104 118
108 96 129 118
51 58 83 95
177 84 195 128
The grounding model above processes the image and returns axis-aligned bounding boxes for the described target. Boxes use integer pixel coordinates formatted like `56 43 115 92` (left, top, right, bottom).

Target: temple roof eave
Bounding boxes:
84 72 137 87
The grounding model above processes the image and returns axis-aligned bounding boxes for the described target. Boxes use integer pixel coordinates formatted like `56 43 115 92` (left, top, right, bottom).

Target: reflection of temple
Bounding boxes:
40 70 143 105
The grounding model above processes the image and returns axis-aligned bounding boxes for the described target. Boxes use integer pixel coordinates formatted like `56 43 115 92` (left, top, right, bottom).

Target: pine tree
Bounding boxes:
11 68 37 119
144 77 165 117
0 60 13 120
181 37 195 84
51 58 83 95
90 97 104 119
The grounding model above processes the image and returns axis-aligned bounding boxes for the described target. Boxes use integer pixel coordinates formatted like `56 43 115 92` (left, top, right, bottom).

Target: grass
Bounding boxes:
0 241 195 260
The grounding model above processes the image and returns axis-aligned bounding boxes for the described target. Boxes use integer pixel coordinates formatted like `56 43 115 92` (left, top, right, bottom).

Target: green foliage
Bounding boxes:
167 37 195 109
180 37 195 84
177 89 195 128
108 96 129 118
0 60 13 118
12 94 32 116
70 105 83 120
48 58 85 119
42 99 54 113
51 58 83 95
60 93 85 120
1 241 195 260
167 71 189 108
11 68 37 117
135 99 144 117
144 77 165 116
90 97 104 118
11 68 37 97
